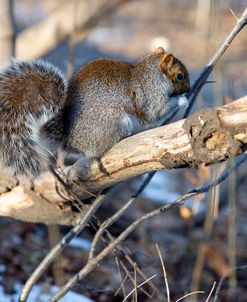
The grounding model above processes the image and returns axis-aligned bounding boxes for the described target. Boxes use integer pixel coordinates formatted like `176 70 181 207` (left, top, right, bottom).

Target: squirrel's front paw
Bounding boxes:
170 93 189 109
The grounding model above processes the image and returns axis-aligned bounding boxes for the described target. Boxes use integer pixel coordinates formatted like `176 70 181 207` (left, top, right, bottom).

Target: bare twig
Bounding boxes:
205 281 216 302
228 159 237 290
90 215 157 299
122 274 156 302
19 192 107 302
175 291 205 302
185 7 247 116
229 9 239 21
48 151 247 301
47 225 64 286
190 164 225 299
88 171 156 260
124 255 156 298
90 216 156 299
213 265 247 302
88 197 135 260
114 257 127 298
120 261 153 299
115 273 128 297
155 243 170 302
134 263 137 302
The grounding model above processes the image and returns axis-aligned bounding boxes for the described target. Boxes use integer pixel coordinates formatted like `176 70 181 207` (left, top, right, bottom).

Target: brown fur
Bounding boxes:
132 92 148 123
0 59 66 176
0 48 190 177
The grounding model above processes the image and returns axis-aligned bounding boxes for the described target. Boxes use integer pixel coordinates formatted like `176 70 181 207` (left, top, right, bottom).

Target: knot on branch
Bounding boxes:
183 108 241 165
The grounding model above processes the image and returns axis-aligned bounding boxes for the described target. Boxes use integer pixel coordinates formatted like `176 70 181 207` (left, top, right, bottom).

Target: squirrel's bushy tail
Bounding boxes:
0 59 66 176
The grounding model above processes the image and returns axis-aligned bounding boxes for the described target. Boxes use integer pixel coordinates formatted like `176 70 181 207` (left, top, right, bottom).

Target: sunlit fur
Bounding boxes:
0 59 66 176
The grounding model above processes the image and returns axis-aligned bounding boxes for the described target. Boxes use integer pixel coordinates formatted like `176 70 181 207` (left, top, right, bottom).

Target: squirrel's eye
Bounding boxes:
176 72 184 81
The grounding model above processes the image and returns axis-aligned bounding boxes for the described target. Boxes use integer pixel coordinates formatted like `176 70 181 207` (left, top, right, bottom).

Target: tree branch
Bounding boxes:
0 95 247 224
52 95 247 197
16 0 130 60
0 185 80 225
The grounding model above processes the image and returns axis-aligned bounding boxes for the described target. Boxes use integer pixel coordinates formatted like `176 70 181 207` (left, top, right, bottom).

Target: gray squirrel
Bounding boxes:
0 47 190 178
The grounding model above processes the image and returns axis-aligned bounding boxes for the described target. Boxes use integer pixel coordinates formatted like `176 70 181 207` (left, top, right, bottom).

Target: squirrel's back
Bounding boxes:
0 59 66 176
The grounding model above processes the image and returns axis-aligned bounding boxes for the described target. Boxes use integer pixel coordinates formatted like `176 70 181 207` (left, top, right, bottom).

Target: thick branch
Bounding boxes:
69 95 247 197
16 0 129 60
0 96 247 224
0 185 81 225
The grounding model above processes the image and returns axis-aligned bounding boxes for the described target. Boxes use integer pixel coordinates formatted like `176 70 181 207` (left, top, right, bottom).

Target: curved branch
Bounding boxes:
0 96 247 224
68 95 247 197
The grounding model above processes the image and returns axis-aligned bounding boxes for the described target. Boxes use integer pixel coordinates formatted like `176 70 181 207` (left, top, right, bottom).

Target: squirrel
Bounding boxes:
0 47 190 179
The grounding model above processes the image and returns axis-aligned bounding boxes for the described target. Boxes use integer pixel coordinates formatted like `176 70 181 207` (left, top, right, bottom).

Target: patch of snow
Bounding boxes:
142 171 180 204
68 237 91 251
0 283 94 302
0 264 6 273
11 234 22 245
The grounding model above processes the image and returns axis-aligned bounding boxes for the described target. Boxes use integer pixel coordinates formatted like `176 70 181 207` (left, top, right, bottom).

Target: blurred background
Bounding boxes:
0 0 247 301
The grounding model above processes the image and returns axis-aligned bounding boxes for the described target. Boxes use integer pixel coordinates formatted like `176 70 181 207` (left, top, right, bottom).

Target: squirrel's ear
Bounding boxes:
154 47 165 54
160 53 174 71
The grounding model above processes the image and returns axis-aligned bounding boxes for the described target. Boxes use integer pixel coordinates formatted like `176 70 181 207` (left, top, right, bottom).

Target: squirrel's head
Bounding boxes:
156 47 190 96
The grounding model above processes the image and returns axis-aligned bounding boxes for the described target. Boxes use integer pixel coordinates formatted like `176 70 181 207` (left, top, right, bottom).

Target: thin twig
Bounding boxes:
90 215 157 298
229 9 239 21
213 264 247 302
48 151 247 301
122 274 156 302
120 261 152 299
19 192 107 302
88 196 136 260
124 254 156 297
134 263 138 302
205 281 216 302
114 257 128 298
175 291 205 302
90 216 156 299
190 164 225 300
115 274 128 297
88 172 155 260
52 166 97 199
185 7 247 116
155 243 170 302
88 215 154 301
228 159 237 290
